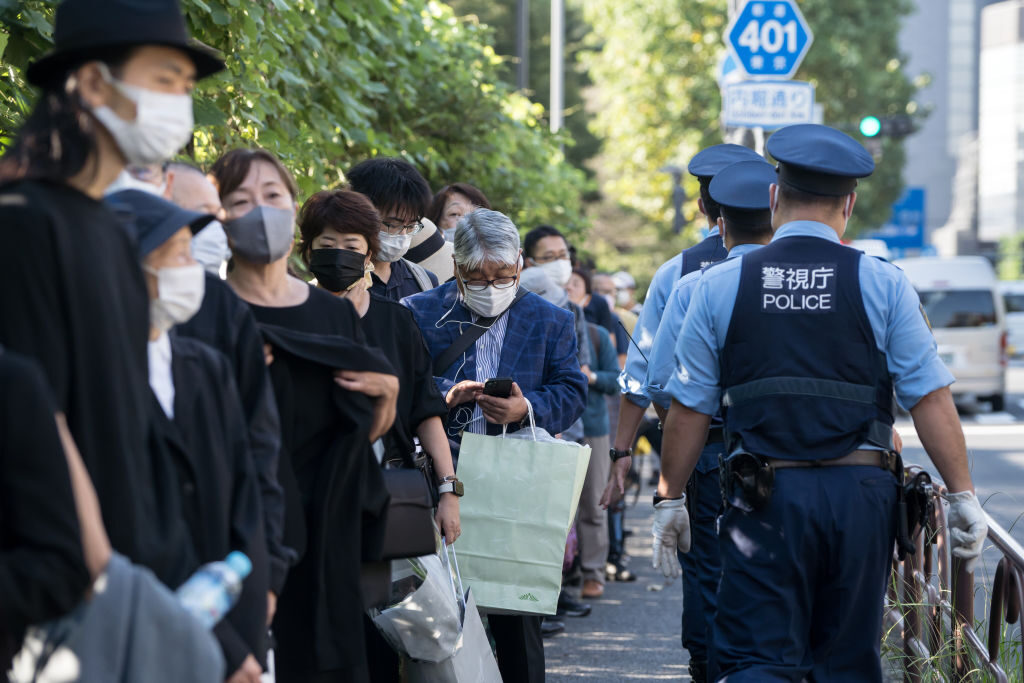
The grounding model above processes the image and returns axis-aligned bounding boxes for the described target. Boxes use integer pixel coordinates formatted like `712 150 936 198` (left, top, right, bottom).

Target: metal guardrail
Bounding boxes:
885 465 1024 682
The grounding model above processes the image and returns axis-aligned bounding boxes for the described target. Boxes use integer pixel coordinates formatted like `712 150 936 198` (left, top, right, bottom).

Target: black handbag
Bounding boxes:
380 465 437 560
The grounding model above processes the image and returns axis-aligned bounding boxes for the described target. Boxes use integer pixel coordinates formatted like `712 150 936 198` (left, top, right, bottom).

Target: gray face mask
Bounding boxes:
224 205 295 264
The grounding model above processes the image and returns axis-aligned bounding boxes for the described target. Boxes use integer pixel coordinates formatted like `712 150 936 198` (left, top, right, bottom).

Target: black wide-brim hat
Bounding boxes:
27 0 225 87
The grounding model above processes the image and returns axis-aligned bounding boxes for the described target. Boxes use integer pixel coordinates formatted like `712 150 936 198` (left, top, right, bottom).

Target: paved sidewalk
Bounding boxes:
545 488 692 681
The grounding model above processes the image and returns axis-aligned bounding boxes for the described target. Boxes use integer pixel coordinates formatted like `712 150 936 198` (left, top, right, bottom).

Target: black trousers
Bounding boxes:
489 614 545 683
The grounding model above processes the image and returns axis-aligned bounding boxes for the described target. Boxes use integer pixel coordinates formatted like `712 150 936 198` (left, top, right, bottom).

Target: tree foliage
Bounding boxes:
580 0 918 269
447 0 601 177
0 0 589 236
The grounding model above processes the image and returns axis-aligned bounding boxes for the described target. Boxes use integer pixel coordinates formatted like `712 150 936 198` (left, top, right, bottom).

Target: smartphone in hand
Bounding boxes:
483 377 514 399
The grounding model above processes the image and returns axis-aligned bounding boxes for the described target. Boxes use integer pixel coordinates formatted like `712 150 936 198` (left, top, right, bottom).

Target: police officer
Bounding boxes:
605 144 763 504
654 124 987 681
644 159 776 682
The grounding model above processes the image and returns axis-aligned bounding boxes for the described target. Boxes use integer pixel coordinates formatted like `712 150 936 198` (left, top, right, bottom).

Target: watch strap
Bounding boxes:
609 447 632 462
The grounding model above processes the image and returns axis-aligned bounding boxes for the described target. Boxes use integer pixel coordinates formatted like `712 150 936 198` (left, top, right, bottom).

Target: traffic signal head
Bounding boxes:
859 116 882 138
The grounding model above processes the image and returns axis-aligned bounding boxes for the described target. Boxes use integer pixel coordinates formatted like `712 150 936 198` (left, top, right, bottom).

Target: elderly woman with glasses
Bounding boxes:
402 208 587 683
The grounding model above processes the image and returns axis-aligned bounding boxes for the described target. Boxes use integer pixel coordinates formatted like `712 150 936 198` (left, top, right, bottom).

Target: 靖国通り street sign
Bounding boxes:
722 80 815 129
726 0 813 80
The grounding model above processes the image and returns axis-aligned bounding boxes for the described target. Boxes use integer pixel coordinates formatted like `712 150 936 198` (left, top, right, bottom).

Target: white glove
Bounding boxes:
946 490 987 573
652 497 691 580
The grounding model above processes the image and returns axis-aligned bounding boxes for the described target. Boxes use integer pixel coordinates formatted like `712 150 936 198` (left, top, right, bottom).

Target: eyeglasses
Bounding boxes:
461 275 518 291
381 219 425 236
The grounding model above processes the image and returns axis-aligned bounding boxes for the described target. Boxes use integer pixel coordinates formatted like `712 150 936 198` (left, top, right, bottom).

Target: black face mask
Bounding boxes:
309 248 367 292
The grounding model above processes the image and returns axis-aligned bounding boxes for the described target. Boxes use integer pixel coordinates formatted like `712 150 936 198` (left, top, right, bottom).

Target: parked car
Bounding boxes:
999 281 1024 358
894 256 1008 410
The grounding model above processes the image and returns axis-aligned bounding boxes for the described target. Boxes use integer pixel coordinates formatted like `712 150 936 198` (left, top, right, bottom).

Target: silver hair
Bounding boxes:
453 208 521 270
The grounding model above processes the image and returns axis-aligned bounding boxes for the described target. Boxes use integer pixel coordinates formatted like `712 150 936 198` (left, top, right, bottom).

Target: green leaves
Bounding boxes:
0 0 586 235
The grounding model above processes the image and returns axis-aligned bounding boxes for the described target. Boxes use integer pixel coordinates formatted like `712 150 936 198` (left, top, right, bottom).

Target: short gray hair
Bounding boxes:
453 208 521 270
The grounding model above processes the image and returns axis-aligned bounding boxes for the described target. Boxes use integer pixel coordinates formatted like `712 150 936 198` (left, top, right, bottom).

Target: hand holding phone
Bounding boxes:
482 377 514 399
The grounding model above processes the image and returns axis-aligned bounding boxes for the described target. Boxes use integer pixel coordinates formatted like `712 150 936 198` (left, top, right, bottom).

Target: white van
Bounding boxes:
894 256 1007 410
999 281 1024 357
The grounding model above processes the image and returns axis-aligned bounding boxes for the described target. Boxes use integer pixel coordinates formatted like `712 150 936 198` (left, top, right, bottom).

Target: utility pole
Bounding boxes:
516 0 529 91
550 0 564 133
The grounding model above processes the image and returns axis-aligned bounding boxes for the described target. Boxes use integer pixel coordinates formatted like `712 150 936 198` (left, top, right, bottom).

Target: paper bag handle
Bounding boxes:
501 397 536 440
441 539 466 616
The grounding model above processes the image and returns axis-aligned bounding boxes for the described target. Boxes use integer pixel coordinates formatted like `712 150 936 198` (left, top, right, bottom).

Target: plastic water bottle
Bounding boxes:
176 551 252 629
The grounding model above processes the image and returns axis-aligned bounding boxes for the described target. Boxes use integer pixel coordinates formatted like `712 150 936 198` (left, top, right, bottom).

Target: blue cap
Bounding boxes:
766 124 875 197
708 160 776 211
687 143 764 179
106 189 216 259
225 551 252 580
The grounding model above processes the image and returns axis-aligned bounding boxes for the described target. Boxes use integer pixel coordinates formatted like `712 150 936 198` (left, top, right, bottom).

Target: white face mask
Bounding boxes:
191 221 230 276
442 227 457 243
459 273 520 318
376 231 413 262
146 263 206 333
91 63 195 166
535 258 572 288
616 289 632 307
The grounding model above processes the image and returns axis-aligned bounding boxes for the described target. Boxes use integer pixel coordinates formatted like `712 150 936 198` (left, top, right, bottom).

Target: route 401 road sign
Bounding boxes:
726 0 813 80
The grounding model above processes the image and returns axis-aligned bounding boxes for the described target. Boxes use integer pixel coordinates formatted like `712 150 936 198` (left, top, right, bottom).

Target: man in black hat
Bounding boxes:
655 124 985 681
109 189 269 683
0 0 235 669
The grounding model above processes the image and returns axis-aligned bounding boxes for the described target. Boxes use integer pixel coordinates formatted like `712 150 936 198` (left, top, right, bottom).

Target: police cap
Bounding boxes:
687 143 764 180
766 124 875 197
709 160 775 229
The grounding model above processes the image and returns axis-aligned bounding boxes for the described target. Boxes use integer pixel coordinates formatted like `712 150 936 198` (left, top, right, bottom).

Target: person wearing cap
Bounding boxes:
642 159 776 682
0 0 224 585
655 124 986 681
165 163 294 631
611 270 642 318
605 143 763 506
108 189 270 683
345 157 440 300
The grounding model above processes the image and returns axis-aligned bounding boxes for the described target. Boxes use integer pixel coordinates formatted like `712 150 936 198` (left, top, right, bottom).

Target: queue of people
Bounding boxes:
0 1 645 681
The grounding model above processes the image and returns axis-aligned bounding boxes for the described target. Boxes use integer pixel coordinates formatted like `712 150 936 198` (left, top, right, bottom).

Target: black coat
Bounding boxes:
0 180 193 584
148 335 269 672
176 273 292 593
0 349 90 671
253 317 392 681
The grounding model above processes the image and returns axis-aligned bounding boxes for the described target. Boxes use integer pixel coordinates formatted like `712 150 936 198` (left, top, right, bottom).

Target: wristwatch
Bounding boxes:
609 447 632 462
438 475 464 497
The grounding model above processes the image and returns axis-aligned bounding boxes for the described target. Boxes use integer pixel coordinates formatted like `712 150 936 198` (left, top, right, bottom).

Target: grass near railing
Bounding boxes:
883 539 1024 682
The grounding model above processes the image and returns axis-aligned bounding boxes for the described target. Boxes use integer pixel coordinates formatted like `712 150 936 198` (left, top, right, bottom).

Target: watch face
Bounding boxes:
454 480 465 497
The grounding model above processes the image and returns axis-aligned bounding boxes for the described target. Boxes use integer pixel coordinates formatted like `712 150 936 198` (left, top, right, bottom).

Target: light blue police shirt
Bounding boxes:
645 242 762 410
618 226 720 407
666 220 954 418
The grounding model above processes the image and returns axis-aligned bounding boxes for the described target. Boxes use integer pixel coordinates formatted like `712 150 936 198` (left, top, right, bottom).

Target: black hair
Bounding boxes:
778 181 847 212
0 48 135 185
523 224 567 259
345 157 431 221
721 208 773 242
697 177 722 222
572 266 593 295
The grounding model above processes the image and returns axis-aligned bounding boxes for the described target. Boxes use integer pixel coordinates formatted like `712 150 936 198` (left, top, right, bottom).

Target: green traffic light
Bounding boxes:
859 116 882 137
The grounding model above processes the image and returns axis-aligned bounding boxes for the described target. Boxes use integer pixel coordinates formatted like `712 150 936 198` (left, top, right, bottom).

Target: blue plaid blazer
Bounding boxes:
402 281 586 442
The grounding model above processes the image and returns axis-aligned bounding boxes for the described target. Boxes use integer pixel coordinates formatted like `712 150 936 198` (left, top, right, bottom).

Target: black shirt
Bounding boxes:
0 180 189 584
370 258 438 302
361 294 447 460
0 350 90 670
176 273 292 593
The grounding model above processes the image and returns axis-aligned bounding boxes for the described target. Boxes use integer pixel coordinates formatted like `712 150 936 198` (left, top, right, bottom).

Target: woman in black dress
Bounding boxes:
211 148 398 683
299 188 461 543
